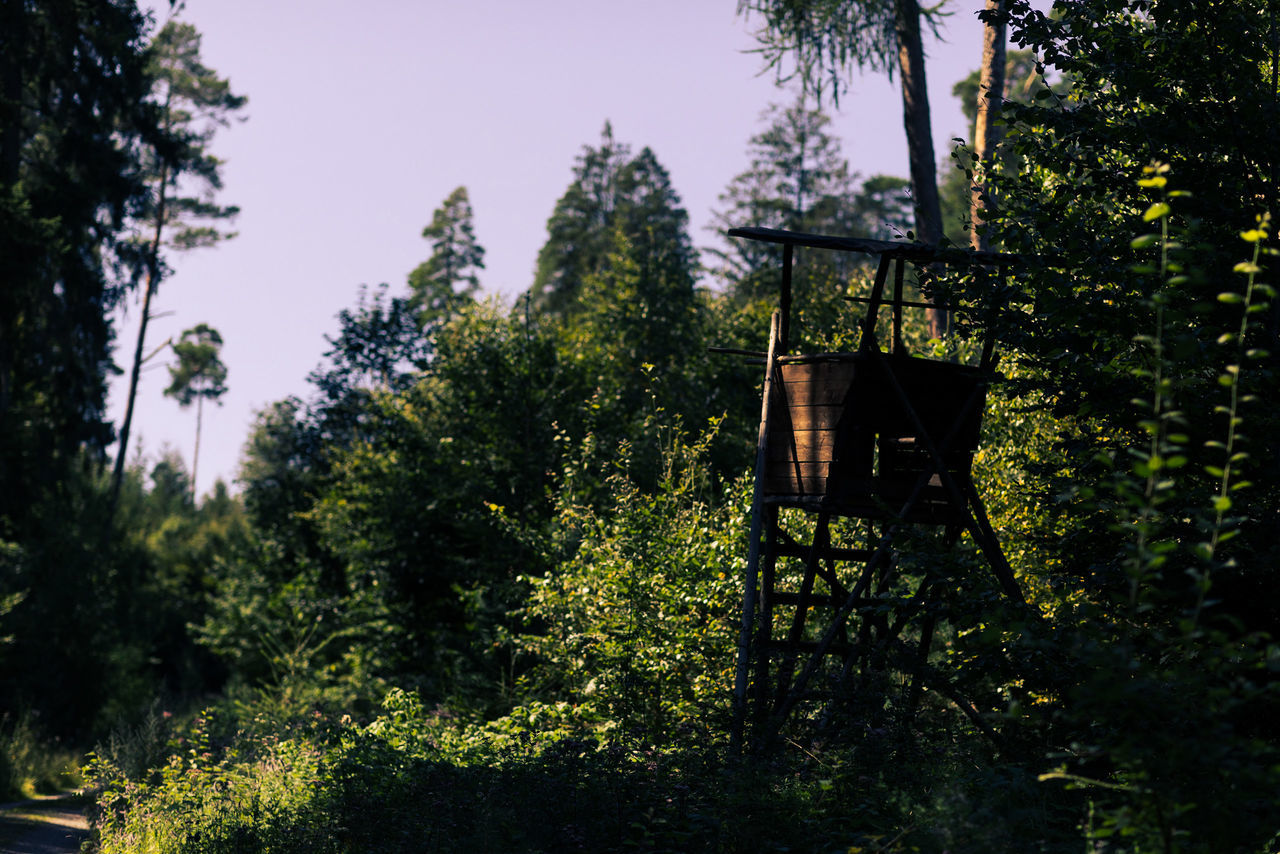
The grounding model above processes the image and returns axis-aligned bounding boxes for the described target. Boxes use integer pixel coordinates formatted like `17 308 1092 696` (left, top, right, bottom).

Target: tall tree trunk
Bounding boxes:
894 0 946 337
109 159 168 513
0 2 22 191
970 0 1008 252
191 393 202 501
0 3 25 427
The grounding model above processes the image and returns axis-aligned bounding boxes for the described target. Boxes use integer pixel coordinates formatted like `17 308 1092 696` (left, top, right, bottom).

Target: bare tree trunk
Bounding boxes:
191 393 202 502
0 2 22 192
110 159 168 513
970 0 1009 252
0 3 25 427
894 0 947 337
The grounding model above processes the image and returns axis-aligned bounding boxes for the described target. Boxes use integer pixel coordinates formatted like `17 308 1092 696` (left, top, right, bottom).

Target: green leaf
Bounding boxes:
1130 234 1160 249
1218 292 1244 304
1143 202 1171 222
1213 495 1232 512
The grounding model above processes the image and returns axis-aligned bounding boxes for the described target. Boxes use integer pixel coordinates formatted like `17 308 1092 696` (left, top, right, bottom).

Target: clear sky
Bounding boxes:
109 0 1012 498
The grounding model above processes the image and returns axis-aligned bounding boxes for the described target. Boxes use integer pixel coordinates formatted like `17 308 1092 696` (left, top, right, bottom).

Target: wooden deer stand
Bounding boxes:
725 227 1028 754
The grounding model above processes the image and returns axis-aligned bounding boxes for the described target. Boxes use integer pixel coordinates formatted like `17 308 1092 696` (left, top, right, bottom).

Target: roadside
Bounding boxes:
0 793 90 854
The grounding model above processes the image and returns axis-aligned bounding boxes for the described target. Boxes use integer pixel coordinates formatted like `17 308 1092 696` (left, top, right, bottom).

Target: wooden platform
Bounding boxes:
763 352 986 525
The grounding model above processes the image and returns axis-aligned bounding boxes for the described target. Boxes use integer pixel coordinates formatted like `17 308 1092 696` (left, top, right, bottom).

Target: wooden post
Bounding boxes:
780 243 793 353
863 254 894 349
893 258 906 355
732 310 782 753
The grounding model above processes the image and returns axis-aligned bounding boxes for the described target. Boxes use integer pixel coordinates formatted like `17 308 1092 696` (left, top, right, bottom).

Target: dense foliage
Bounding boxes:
2 1 1279 852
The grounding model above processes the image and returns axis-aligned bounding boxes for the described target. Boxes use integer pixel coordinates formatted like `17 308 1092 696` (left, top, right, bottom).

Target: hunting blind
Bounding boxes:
721 227 1030 753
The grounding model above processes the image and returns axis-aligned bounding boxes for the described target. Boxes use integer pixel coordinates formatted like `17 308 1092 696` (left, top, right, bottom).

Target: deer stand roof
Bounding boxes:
723 227 1030 755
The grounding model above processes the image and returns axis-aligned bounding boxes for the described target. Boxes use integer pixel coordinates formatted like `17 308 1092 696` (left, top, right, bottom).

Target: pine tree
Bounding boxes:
578 148 699 377
708 100 911 300
0 0 159 736
111 18 247 510
408 186 485 326
0 0 153 523
740 0 948 334
164 323 228 499
530 122 631 317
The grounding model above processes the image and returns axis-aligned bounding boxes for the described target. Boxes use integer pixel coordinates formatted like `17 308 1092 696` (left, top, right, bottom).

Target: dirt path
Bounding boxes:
0 794 90 854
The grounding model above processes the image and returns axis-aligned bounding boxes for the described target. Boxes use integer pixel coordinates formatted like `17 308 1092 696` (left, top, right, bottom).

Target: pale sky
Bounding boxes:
109 0 1016 498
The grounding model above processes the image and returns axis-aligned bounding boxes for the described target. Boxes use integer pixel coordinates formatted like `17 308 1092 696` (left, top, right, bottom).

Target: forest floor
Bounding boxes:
0 793 90 854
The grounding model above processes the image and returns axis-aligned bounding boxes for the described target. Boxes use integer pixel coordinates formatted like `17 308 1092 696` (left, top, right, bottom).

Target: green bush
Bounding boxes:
0 714 82 799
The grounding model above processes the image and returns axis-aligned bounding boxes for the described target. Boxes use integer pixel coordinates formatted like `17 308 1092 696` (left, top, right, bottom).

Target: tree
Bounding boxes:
0 0 159 738
313 285 429 397
553 144 709 475
108 450 246 699
739 0 948 335
529 127 717 472
708 99 912 301
940 48 1059 244
164 324 227 499
950 1 1280 846
233 286 431 608
407 186 485 326
111 18 246 510
968 0 1008 251
0 0 153 525
530 127 701 348
529 123 632 317
258 300 567 705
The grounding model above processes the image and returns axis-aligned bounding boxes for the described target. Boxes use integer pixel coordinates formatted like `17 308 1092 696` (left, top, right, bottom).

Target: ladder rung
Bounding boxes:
797 639 853 656
764 639 854 657
772 543 874 561
766 592 863 608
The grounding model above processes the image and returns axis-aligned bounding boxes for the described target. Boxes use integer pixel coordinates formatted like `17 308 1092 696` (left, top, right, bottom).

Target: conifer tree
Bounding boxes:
408 186 485 326
111 18 246 510
0 0 153 523
740 0 948 334
164 323 228 499
575 148 699 379
0 0 158 735
530 123 631 317
708 100 911 300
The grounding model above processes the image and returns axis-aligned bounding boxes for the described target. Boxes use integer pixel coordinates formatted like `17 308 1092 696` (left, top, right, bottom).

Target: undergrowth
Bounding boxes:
84 687 1078 854
0 715 83 800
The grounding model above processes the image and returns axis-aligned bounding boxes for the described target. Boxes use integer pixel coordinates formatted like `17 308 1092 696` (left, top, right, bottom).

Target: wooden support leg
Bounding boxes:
772 512 832 710
903 607 938 723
